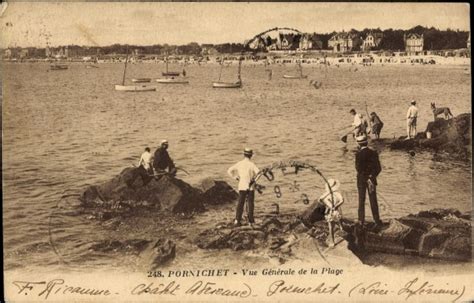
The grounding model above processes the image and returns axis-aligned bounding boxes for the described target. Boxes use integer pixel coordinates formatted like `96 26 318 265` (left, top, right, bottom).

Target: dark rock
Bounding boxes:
197 178 238 205
140 239 176 269
81 168 204 214
348 208 472 262
90 239 151 253
154 175 205 213
299 201 326 228
390 113 471 161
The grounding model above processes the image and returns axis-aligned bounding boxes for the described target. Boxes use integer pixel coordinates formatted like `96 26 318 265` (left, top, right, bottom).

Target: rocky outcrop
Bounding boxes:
195 214 352 265
389 113 471 160
140 239 176 269
196 178 239 205
347 208 471 262
81 167 205 214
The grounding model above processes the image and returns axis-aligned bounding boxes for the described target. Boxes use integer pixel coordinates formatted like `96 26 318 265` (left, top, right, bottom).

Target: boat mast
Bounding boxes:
218 58 223 81
237 55 242 82
122 49 129 86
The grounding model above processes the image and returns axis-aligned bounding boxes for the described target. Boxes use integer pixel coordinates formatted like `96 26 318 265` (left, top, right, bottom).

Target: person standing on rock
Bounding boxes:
355 135 383 227
406 100 419 139
227 148 260 227
138 147 154 175
153 140 176 177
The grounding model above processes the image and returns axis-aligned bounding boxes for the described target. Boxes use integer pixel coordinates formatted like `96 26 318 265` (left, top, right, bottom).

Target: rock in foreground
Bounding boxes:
347 208 471 262
81 167 205 213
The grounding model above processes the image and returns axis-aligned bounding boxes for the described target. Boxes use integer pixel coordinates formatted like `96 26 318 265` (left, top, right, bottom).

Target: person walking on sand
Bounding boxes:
153 140 176 177
355 135 383 227
406 100 419 139
227 148 260 227
318 178 344 247
369 112 384 139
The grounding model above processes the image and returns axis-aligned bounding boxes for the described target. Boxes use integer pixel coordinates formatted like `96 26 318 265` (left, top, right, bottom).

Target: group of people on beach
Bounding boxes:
135 100 421 247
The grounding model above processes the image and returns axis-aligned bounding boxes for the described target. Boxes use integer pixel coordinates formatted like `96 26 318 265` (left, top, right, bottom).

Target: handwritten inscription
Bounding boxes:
10 277 467 301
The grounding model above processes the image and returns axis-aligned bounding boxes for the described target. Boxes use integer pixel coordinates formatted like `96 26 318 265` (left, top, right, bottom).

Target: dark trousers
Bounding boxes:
357 175 381 225
236 190 255 223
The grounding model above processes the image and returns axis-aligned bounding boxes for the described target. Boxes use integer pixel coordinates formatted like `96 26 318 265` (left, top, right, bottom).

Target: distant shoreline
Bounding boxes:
3 54 470 66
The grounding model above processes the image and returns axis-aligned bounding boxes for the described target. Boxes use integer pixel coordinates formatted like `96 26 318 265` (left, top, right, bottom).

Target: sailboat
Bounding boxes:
283 60 307 79
212 57 242 88
156 56 189 84
162 57 181 77
115 52 156 92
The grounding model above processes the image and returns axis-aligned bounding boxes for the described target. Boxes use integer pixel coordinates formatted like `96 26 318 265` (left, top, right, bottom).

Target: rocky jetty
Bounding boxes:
80 168 239 215
389 113 471 160
344 209 471 262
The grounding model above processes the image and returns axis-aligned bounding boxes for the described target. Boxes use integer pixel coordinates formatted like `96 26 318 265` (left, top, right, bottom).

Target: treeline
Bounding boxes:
6 25 469 57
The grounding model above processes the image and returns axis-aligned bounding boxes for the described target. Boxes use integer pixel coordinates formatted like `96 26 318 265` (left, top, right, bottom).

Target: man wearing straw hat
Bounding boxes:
355 135 383 227
227 148 260 227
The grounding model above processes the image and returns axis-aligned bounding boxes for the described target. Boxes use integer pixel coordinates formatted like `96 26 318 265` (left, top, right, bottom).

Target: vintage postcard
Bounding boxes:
1 2 472 302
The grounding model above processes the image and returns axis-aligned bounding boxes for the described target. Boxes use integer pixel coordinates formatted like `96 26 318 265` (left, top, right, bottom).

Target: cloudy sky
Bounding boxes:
0 2 470 47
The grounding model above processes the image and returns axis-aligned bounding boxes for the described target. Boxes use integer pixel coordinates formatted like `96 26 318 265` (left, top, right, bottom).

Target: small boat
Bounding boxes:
212 81 242 88
115 51 155 92
162 57 180 77
283 74 308 79
132 78 152 83
85 65 99 69
114 84 156 92
283 61 307 79
212 57 242 89
156 78 189 84
50 64 68 70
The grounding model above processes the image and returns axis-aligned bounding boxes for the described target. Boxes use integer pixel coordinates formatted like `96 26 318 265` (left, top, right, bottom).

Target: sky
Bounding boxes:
0 2 470 48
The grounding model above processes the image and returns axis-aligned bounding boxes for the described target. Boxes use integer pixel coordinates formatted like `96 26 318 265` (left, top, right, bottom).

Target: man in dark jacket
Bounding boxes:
153 140 176 176
355 135 382 226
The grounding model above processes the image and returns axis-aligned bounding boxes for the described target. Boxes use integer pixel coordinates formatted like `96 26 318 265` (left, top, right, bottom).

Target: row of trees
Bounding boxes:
4 26 469 58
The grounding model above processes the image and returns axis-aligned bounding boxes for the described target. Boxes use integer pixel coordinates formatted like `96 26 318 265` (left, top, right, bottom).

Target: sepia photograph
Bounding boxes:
1 2 472 302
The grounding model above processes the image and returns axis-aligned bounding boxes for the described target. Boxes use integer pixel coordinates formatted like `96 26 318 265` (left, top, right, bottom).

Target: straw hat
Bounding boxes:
243 148 253 156
160 139 168 146
411 100 416 105
356 135 368 145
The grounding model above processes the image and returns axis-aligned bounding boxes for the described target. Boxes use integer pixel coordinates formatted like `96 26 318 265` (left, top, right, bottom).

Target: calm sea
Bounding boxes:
2 62 471 272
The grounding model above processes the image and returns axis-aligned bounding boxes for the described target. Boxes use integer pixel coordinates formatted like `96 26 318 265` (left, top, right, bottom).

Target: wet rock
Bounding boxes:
154 175 205 213
90 239 151 254
197 178 238 205
81 168 205 214
348 208 472 261
389 113 471 160
140 239 176 269
299 201 326 228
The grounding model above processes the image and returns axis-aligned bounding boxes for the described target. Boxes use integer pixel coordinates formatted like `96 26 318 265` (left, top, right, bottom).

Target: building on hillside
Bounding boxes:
277 33 301 50
299 34 323 51
328 31 362 52
404 33 424 53
362 32 383 51
3 48 12 58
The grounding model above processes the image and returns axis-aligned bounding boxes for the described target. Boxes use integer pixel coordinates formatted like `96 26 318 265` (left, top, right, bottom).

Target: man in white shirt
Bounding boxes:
227 148 260 227
138 147 153 174
406 100 419 139
350 109 367 137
